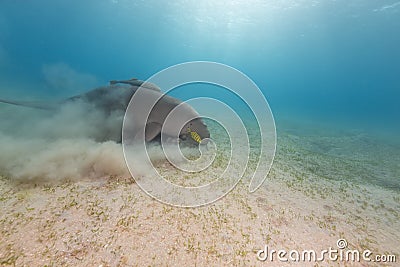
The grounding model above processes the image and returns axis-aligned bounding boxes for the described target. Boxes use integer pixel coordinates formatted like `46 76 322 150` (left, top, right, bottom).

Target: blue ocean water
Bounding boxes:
0 1 399 189
1 0 399 133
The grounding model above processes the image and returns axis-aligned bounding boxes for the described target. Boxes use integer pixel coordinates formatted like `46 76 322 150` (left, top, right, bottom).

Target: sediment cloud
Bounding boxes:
0 99 129 183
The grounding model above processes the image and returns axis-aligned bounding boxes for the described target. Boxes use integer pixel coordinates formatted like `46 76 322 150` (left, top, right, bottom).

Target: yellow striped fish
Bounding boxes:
187 127 202 143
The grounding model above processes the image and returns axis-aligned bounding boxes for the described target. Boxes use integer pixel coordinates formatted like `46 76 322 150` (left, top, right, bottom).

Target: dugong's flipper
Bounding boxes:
145 122 162 141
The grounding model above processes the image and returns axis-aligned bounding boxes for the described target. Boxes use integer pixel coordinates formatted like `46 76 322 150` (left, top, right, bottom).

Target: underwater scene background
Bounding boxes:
0 0 399 266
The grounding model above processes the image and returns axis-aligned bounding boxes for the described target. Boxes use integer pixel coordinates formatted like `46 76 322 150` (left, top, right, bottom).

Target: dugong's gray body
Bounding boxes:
0 82 210 144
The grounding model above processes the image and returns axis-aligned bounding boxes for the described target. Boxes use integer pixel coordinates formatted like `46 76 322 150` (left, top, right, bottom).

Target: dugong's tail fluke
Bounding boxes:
0 98 57 110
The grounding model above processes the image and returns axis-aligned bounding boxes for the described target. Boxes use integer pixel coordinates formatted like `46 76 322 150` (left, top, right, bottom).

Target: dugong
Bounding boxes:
0 81 210 144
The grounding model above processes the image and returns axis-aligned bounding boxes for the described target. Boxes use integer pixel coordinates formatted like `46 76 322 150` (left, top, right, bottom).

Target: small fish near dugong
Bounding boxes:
0 78 210 144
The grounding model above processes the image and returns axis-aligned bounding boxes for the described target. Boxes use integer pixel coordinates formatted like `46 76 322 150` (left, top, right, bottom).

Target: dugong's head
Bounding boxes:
181 118 210 144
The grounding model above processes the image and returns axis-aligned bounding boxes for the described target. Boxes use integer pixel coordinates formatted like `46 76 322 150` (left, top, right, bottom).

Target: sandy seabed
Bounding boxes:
0 126 399 267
